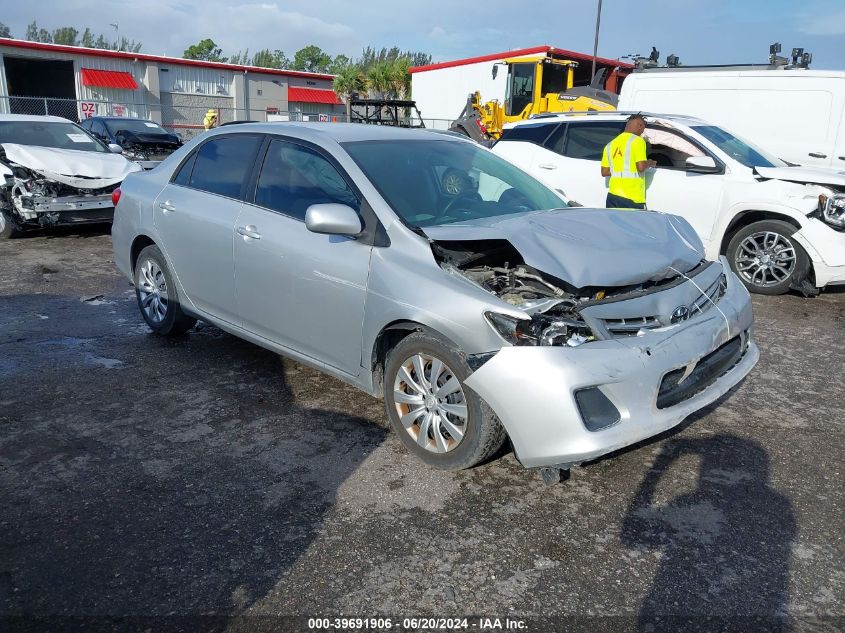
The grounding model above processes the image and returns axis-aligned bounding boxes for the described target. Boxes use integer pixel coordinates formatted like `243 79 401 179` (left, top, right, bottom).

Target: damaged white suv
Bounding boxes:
113 124 758 481
0 114 141 238
494 112 845 295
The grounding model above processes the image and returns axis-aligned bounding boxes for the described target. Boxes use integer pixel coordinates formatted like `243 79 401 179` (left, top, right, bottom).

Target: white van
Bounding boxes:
618 69 845 169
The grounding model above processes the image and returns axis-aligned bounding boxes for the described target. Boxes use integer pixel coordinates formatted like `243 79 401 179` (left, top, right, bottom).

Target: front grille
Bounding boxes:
600 273 727 338
602 316 661 336
689 274 727 317
656 335 745 409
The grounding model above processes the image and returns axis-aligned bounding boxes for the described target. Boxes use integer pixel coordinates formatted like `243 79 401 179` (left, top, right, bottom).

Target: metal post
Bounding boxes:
591 0 603 80
43 97 48 116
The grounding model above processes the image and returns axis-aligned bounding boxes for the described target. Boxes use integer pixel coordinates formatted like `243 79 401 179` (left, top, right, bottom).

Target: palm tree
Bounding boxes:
366 61 393 99
333 64 366 121
389 57 412 99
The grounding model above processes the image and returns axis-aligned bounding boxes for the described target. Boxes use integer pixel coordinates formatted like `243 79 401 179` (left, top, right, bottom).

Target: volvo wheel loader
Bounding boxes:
450 56 618 142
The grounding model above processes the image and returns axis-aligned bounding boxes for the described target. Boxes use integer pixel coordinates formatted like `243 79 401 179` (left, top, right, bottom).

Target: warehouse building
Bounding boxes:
0 38 343 136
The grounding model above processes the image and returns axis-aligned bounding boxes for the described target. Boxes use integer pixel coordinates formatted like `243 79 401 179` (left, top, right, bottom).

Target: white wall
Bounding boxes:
411 57 531 122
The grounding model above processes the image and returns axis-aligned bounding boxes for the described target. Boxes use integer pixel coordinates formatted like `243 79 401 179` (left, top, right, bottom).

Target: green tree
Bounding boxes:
0 22 12 38
366 61 392 98
328 54 351 74
333 64 366 119
389 57 412 98
25 21 39 41
229 49 250 65
292 45 331 73
250 48 290 69
81 28 94 47
183 38 226 62
52 27 79 46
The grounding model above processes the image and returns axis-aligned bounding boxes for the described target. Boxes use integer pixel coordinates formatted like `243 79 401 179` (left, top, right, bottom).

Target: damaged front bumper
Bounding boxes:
13 193 115 226
465 263 758 469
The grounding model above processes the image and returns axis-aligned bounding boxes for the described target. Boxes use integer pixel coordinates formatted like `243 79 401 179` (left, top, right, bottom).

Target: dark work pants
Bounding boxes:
606 192 646 209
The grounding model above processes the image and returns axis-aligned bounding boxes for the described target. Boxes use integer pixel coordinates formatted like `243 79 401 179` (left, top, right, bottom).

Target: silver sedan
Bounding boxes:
111 123 758 479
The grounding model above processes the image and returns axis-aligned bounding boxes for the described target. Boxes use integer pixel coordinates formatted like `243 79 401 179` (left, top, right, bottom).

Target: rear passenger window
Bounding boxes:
499 123 558 145
172 151 196 186
254 140 359 220
561 123 625 160
189 135 261 199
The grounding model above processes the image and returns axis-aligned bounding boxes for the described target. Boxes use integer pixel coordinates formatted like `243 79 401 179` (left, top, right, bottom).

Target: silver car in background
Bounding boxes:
112 123 758 478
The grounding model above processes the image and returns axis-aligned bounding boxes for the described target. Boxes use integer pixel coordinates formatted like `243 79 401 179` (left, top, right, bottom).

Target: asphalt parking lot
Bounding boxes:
1 226 843 632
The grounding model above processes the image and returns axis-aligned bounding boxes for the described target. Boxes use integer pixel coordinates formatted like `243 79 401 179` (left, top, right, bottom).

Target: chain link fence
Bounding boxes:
0 95 454 142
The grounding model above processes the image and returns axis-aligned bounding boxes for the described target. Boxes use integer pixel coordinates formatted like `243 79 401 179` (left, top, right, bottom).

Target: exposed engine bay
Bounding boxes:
0 142 139 233
433 238 665 347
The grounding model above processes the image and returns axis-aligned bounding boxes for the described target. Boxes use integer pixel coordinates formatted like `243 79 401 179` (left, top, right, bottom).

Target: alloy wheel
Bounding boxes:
136 258 169 324
734 231 796 288
392 353 468 453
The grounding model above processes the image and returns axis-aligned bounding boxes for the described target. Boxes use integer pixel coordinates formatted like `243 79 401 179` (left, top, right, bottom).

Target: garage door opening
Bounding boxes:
4 56 78 120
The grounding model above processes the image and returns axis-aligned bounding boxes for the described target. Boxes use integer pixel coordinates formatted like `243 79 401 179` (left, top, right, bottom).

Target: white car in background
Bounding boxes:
493 112 845 295
0 114 141 238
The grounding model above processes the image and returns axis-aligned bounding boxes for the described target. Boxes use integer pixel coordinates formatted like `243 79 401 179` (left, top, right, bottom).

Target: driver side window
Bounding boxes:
254 139 359 221
643 127 706 170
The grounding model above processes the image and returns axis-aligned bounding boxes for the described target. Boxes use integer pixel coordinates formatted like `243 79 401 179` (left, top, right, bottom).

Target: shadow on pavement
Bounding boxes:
621 434 796 633
0 319 385 631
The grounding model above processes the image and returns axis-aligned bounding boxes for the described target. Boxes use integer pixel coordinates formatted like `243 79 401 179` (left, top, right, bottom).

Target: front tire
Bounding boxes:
726 219 811 295
384 331 506 470
0 208 20 239
134 244 196 335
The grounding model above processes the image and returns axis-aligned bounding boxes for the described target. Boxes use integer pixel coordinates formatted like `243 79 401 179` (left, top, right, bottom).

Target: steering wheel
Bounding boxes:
439 193 478 218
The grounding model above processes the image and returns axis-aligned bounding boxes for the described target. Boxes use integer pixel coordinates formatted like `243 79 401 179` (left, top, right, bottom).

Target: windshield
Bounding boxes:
105 119 168 135
342 139 565 228
0 120 108 153
692 125 785 168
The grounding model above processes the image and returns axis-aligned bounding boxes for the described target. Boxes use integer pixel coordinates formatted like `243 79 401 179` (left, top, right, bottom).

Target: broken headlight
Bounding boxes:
484 311 593 347
819 193 845 229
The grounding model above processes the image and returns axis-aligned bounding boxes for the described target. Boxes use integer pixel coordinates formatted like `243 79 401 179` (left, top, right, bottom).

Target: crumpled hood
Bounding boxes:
423 208 705 288
115 130 181 146
1 143 141 189
755 165 845 188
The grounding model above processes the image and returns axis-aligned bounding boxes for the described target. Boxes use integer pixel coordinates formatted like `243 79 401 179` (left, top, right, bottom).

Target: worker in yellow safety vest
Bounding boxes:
600 114 657 209
203 109 219 131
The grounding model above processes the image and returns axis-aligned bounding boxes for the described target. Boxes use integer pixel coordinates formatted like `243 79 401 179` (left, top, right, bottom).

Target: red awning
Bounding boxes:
288 86 341 105
81 68 138 90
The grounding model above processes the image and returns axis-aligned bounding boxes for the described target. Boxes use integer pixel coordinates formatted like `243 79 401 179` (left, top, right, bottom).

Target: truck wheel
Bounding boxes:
134 244 196 335
0 209 20 239
726 219 811 295
384 331 506 470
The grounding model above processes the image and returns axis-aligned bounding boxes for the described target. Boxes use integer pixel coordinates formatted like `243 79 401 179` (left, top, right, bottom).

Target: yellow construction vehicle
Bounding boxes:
450 56 618 141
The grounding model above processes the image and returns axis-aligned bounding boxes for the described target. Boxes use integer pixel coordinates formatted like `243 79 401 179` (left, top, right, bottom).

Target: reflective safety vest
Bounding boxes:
601 132 647 204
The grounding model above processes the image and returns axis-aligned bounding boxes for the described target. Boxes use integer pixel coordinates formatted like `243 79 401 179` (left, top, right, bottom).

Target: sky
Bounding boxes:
1 0 843 69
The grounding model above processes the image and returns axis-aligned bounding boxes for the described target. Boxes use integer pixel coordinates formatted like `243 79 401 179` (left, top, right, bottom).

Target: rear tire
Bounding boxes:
134 244 196 335
384 331 506 470
726 219 810 295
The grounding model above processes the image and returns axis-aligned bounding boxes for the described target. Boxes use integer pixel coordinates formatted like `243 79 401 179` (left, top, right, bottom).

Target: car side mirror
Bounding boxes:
305 203 362 237
686 155 720 173
108 143 124 154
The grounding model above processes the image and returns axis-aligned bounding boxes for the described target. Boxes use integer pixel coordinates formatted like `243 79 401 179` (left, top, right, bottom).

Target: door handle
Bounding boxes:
538 163 558 170
237 225 261 240
158 200 176 212
808 152 827 159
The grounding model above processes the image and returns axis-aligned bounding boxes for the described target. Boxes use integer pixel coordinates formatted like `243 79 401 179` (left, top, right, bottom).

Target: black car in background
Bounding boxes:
80 117 182 169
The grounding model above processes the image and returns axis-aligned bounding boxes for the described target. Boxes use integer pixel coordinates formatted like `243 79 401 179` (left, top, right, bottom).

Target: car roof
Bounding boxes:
204 122 475 144
90 116 157 122
505 111 709 128
0 114 75 123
